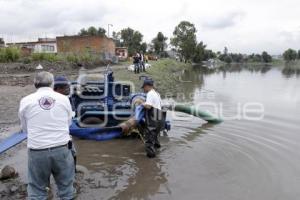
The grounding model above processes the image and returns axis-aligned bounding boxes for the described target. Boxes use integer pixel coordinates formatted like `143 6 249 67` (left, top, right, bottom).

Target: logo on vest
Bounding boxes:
39 96 55 110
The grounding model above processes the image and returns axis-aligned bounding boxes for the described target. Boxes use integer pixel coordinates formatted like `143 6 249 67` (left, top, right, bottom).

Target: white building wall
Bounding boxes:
34 43 57 53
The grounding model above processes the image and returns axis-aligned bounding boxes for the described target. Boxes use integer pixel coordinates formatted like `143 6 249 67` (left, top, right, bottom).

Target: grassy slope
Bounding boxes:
113 58 192 95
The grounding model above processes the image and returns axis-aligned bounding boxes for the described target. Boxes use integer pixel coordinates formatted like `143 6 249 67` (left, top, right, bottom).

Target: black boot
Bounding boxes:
145 144 156 158
154 142 161 149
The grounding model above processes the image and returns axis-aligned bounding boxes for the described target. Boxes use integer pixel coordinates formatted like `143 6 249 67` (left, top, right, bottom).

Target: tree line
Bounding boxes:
77 24 300 64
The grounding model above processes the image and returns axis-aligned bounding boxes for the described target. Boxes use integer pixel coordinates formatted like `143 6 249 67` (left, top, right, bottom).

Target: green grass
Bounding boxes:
114 58 192 95
31 53 63 62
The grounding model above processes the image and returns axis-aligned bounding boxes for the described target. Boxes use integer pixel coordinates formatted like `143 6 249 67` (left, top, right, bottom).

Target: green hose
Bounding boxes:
173 104 223 124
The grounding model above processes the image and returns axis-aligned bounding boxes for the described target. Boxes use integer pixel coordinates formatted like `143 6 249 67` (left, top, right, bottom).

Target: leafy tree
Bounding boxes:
224 55 233 64
283 49 297 61
112 31 122 47
219 52 243 63
261 51 272 63
171 21 197 62
193 41 216 63
192 41 206 63
297 50 300 59
78 28 88 36
218 53 227 62
204 50 216 60
231 53 244 63
151 32 168 56
247 53 262 62
87 26 98 36
120 27 143 55
78 26 106 36
140 42 147 53
97 27 106 36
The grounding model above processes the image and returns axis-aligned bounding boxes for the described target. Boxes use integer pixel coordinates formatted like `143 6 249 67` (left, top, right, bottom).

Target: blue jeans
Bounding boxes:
27 145 75 200
134 63 140 73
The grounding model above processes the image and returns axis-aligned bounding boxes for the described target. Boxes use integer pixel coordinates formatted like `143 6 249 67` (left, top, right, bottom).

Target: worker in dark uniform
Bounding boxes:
54 76 70 96
140 79 163 158
133 53 140 74
54 76 77 171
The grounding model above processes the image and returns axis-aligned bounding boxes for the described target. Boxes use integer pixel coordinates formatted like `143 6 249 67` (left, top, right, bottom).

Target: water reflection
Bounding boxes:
180 122 215 142
194 62 300 78
113 157 168 200
196 63 272 75
282 63 300 78
75 138 168 199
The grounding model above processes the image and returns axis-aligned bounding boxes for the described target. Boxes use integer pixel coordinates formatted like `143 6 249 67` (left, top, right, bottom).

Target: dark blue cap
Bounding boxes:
54 76 69 87
141 78 154 88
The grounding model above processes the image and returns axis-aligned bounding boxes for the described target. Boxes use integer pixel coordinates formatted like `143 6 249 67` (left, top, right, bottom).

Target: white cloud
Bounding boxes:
202 11 245 30
0 0 300 54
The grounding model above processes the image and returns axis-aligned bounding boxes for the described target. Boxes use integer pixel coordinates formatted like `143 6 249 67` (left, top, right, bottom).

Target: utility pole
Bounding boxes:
107 24 113 38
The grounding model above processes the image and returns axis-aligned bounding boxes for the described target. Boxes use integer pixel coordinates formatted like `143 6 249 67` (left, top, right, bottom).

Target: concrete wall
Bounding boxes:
56 35 115 55
34 43 57 53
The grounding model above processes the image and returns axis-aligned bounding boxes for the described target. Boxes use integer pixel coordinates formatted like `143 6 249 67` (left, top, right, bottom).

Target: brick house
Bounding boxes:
56 35 115 57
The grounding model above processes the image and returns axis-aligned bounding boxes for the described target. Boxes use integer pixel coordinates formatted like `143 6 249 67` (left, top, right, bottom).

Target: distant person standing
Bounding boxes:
19 71 75 199
140 79 163 158
144 54 149 63
140 53 145 72
133 53 140 74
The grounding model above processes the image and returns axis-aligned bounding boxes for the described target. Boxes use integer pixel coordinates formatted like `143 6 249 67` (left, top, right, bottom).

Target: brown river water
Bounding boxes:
1 64 300 200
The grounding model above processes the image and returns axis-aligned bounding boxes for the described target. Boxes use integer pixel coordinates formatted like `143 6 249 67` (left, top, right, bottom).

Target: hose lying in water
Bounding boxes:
168 104 223 124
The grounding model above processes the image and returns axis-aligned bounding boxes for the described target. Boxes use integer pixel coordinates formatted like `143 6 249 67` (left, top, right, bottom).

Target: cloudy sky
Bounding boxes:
0 0 299 54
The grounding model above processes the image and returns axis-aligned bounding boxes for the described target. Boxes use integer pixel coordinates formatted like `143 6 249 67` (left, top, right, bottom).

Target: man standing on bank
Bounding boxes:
19 71 75 199
141 78 163 158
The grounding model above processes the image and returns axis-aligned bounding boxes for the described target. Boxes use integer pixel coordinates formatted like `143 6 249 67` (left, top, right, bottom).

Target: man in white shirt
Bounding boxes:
141 79 163 158
19 71 75 199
